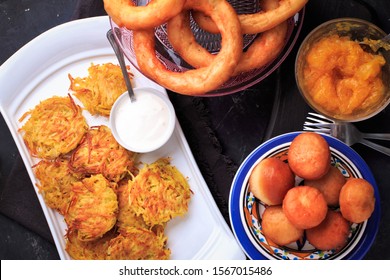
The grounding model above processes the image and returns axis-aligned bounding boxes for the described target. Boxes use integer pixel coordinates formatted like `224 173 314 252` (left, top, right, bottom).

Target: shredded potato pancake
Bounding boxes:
68 62 133 116
116 178 148 231
129 158 191 226
65 174 118 242
65 228 117 260
106 227 170 260
19 62 192 259
34 159 80 215
69 125 136 182
19 95 88 159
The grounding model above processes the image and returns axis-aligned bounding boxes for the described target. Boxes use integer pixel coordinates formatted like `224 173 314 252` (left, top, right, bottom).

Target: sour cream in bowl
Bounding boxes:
109 87 175 153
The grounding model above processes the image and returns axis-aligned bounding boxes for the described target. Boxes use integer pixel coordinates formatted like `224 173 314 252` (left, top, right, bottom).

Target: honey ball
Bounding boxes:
282 185 328 229
306 210 351 251
288 132 331 180
339 178 375 223
249 157 295 205
305 166 346 207
262 205 304 246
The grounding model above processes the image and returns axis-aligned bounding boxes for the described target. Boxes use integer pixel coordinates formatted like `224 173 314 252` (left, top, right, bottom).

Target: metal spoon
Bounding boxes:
106 29 136 102
359 33 390 52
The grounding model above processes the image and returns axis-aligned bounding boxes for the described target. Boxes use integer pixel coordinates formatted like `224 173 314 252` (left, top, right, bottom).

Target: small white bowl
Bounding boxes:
109 87 175 153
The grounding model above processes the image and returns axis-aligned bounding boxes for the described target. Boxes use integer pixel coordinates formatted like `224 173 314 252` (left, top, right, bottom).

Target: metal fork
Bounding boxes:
303 112 390 156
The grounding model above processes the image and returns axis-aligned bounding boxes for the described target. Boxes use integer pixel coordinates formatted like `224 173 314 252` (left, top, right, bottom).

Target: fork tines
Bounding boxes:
303 125 331 133
306 112 335 124
303 112 333 133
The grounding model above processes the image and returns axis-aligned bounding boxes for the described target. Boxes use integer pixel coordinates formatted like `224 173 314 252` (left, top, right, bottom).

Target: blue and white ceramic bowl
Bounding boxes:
229 132 380 260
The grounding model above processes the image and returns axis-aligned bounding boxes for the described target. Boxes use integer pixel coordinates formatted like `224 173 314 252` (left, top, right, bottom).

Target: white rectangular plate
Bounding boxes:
0 16 245 260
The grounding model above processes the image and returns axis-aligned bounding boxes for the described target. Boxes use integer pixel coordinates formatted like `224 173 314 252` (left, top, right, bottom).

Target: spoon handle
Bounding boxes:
107 29 136 102
381 33 390 44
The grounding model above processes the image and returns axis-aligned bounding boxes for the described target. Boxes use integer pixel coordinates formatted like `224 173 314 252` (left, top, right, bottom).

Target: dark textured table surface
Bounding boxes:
1 0 389 260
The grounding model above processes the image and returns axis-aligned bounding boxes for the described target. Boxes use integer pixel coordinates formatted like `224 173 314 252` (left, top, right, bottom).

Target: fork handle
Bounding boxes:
360 138 390 156
362 133 390 141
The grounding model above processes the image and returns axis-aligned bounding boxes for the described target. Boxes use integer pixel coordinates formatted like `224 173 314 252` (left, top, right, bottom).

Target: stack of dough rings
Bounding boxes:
104 0 308 95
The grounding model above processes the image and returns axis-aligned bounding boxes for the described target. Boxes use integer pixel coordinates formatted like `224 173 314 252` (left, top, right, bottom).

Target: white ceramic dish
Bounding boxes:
0 16 245 260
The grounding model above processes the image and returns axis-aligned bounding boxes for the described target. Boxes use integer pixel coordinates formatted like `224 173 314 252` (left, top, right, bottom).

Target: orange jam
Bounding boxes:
303 34 386 118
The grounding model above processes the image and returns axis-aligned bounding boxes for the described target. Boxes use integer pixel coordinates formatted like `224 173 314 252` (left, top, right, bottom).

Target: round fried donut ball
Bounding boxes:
249 157 295 205
305 166 346 207
282 186 328 229
288 132 331 180
339 178 375 223
306 210 351 251
262 205 303 246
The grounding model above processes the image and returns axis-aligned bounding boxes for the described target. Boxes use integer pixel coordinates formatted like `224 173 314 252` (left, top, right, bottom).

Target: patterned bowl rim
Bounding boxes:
229 131 381 260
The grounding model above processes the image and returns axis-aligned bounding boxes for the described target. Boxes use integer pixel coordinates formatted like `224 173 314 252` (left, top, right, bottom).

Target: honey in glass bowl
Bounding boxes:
295 18 390 122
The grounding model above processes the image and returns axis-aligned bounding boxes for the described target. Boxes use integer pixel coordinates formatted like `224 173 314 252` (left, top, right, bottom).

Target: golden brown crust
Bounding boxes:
34 159 80 215
233 21 288 75
104 0 186 30
288 132 331 180
19 95 88 159
168 8 288 75
262 205 303 246
239 0 307 34
129 158 191 226
65 228 117 260
249 157 294 205
65 174 118 242
305 166 346 207
193 0 308 34
133 0 242 95
106 227 170 260
69 125 136 182
306 210 351 251
282 186 328 229
69 63 132 116
339 178 375 223
116 178 148 231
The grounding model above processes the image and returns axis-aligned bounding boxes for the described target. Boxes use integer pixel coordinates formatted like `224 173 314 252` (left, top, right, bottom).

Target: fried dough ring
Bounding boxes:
167 0 287 75
103 0 186 30
132 0 242 95
192 0 307 34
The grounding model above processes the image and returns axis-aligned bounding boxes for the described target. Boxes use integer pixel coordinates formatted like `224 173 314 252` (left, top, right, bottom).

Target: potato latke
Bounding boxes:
69 62 133 116
34 159 79 215
69 125 136 182
65 174 118 242
106 227 170 260
116 178 148 231
65 228 117 260
19 95 88 159
129 158 191 226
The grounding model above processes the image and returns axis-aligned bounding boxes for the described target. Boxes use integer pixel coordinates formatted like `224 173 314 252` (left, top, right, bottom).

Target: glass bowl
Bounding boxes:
295 18 390 122
109 0 305 96
229 132 380 260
